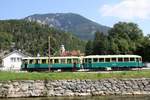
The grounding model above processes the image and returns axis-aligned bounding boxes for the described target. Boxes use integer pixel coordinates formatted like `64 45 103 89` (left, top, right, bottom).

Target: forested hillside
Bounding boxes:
0 20 86 56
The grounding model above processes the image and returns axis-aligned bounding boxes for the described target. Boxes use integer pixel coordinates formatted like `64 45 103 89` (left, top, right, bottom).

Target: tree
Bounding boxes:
0 32 13 50
85 40 93 55
92 31 108 55
109 38 119 54
135 35 150 62
108 22 144 54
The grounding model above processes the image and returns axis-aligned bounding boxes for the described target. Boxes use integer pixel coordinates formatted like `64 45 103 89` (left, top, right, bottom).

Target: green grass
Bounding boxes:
0 70 150 80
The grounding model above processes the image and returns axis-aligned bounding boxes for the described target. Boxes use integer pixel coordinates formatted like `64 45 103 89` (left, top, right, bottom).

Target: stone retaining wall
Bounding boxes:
0 78 150 97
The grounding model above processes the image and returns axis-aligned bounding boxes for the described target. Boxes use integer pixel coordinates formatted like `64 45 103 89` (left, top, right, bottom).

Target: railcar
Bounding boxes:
21 56 81 71
82 55 143 70
21 55 144 71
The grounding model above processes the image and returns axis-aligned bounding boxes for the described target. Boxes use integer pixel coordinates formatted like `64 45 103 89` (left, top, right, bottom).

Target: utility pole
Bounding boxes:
48 36 51 71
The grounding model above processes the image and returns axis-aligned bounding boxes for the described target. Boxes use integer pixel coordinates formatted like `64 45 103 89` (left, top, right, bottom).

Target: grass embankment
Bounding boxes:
0 70 150 80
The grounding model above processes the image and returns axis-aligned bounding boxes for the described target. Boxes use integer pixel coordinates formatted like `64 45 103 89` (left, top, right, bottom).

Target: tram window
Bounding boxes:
42 59 46 64
29 59 34 64
140 58 142 61
22 59 27 64
118 58 123 62
67 59 72 64
73 59 78 63
54 59 59 63
24 60 28 64
26 60 28 64
112 58 116 62
105 58 110 62
130 58 135 61
85 59 88 63
88 58 92 63
50 59 53 63
22 60 25 64
47 59 53 64
99 58 104 62
35 59 40 64
61 59 66 64
124 58 129 62
136 58 141 62
93 58 98 62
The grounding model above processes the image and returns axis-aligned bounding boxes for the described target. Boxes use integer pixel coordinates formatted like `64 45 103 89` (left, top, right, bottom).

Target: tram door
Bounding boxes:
35 59 40 69
88 58 92 68
23 59 28 69
24 61 27 69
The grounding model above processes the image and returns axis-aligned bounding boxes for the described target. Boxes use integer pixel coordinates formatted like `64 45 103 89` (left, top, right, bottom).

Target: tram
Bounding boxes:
21 56 81 71
21 55 143 71
82 55 143 70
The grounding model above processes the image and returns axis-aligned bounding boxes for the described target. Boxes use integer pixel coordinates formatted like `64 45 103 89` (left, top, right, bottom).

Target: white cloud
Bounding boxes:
100 0 150 20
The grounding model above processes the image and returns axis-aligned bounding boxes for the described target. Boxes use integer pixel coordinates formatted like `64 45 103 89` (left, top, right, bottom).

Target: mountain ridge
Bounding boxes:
24 13 110 40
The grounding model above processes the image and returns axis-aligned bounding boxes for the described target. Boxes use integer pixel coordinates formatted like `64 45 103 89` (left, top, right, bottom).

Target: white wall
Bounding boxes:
2 52 26 71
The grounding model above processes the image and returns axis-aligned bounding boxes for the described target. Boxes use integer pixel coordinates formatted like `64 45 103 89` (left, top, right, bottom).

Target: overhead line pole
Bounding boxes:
48 36 51 72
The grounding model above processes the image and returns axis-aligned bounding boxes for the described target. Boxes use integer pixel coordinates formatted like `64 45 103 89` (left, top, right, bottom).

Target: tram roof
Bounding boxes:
22 56 80 59
83 55 142 58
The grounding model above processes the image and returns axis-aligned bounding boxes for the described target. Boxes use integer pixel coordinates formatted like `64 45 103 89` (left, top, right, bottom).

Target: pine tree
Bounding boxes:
85 40 93 55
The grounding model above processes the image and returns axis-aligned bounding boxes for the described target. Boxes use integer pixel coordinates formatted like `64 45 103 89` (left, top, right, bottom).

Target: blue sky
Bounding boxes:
1 0 150 35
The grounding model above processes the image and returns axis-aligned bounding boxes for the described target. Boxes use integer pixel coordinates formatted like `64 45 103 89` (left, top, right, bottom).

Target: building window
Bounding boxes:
17 58 20 62
11 57 16 62
14 58 16 62
11 58 13 62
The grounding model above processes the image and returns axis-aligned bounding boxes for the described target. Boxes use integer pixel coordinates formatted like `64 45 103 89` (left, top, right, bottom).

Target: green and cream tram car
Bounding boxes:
83 55 143 70
21 56 81 71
